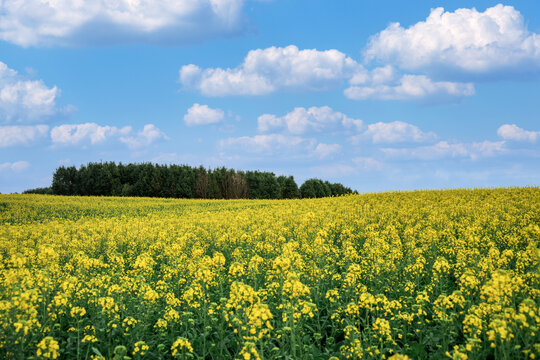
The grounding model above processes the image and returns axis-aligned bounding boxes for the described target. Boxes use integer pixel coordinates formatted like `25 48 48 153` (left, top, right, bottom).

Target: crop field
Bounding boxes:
0 187 538 360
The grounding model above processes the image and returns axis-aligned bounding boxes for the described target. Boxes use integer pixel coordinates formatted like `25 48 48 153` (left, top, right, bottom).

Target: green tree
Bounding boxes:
277 175 300 199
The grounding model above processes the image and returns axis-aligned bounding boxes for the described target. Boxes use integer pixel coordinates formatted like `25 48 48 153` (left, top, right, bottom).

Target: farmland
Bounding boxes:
0 187 538 359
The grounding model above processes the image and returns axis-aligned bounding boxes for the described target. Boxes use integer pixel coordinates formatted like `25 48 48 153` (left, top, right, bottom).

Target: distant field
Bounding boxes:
0 188 538 360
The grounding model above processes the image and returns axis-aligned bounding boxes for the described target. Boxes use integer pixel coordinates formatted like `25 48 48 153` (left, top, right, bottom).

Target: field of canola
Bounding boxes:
0 187 539 360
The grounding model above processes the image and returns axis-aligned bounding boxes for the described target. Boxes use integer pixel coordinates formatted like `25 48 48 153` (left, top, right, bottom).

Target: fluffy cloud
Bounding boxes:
184 103 225 126
180 45 361 96
50 122 167 148
345 73 474 102
0 161 29 172
365 4 540 75
469 140 507 160
313 143 341 158
382 140 506 160
258 106 362 134
219 133 342 159
352 157 384 171
353 121 436 144
497 124 539 142
0 62 59 122
51 123 131 145
0 0 246 47
219 134 314 153
0 125 48 147
120 124 169 149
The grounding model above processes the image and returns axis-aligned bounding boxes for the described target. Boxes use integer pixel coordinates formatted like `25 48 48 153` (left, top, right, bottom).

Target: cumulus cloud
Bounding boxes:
313 143 341 158
219 134 314 153
381 140 506 160
0 62 60 122
180 45 361 96
352 121 437 144
352 157 384 171
0 161 29 172
365 4 540 76
184 103 225 126
0 0 246 47
219 133 343 159
119 124 169 149
50 122 167 148
0 125 48 147
51 123 131 145
345 73 474 102
497 124 539 142
258 106 362 134
469 140 507 160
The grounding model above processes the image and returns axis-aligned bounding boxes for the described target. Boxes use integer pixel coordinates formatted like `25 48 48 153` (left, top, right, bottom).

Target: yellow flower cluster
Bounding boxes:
0 187 537 359
171 337 193 356
36 336 60 359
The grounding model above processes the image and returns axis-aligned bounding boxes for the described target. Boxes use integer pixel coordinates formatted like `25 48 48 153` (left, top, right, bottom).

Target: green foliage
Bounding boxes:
300 178 353 198
277 176 300 199
47 162 353 199
22 187 53 195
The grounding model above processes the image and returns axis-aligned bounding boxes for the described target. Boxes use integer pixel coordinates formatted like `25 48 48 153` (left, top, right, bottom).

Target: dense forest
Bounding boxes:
23 162 354 199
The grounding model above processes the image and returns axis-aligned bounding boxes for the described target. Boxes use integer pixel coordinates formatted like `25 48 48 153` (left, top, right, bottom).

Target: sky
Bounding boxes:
0 0 539 193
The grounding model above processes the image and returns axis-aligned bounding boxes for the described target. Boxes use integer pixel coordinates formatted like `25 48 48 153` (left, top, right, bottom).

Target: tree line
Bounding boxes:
23 162 354 199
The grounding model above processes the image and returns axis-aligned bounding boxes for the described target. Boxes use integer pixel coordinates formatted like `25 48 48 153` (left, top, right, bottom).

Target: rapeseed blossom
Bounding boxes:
0 188 537 359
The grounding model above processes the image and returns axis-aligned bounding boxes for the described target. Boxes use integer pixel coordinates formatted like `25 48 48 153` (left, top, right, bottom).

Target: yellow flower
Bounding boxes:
36 337 60 359
133 341 149 356
81 335 98 343
171 337 193 357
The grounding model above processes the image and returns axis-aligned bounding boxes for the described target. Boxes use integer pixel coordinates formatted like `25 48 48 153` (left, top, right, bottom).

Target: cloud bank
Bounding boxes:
0 125 49 147
0 0 247 47
257 106 362 134
497 124 539 142
184 103 225 126
50 123 167 148
365 4 540 77
180 45 360 96
0 62 60 122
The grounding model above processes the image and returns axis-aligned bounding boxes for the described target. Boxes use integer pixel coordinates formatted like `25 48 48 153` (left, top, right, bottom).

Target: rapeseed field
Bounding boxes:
0 187 538 360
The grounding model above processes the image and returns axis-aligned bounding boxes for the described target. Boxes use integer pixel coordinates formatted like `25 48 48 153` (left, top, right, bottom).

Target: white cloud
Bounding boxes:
0 0 246 47
0 125 48 147
382 141 469 160
353 121 436 144
313 143 341 158
219 134 314 153
184 103 225 126
51 123 131 145
365 4 540 75
349 65 396 86
120 124 169 149
180 45 361 96
345 74 474 102
258 106 362 134
219 133 343 159
0 161 29 172
469 140 506 160
352 157 384 171
497 124 539 142
381 140 506 160
0 62 60 122
50 122 167 148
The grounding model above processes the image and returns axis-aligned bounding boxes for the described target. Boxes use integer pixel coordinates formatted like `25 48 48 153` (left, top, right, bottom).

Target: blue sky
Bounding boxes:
0 0 539 193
